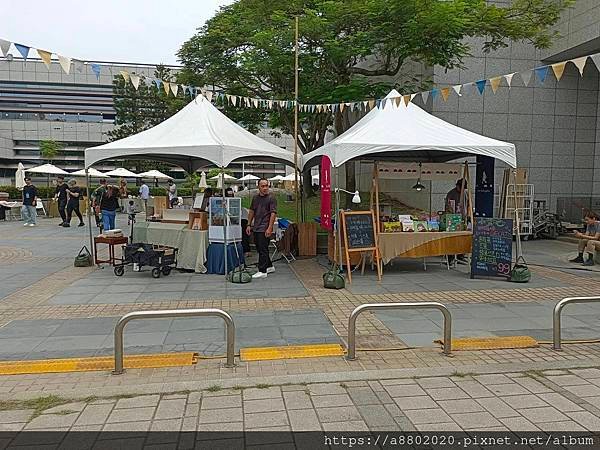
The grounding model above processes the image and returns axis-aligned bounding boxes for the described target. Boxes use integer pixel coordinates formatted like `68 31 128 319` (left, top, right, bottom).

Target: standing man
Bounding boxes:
168 180 178 208
445 178 466 214
571 212 600 266
139 179 150 215
63 179 84 227
92 178 107 231
21 176 37 227
55 175 68 226
246 178 277 279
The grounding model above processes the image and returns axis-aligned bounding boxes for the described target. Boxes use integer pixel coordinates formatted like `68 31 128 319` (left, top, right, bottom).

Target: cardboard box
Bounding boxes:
188 211 208 230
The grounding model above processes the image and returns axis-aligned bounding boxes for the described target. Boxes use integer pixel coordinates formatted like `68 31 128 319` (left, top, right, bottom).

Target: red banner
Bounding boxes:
320 155 332 230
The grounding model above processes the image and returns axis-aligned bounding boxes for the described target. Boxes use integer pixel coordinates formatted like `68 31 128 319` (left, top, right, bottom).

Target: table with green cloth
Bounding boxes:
133 222 208 273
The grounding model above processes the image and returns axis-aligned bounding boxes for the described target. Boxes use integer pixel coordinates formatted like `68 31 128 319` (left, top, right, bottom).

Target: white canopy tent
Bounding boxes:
85 96 298 172
71 168 109 178
303 89 516 168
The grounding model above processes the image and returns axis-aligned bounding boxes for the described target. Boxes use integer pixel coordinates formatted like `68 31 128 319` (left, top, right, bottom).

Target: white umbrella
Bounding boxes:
104 167 140 178
26 163 69 175
138 169 172 180
198 171 208 189
210 173 237 180
15 162 25 189
70 168 109 177
238 174 259 181
281 173 299 181
268 175 284 182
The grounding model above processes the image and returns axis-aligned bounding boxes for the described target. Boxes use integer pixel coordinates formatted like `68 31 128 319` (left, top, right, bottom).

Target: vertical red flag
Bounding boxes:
320 155 332 230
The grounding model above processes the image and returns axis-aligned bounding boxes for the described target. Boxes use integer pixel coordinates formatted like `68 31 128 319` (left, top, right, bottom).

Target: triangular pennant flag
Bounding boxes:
340 103 346 112
154 78 162 90
571 56 588 76
368 99 375 110
489 76 502 93
440 87 450 101
410 93 417 101
170 83 178 96
14 43 30 60
520 70 533 86
504 73 515 87
394 97 401 107
590 53 600 71
119 70 130 83
57 55 71 74
0 39 11 57
431 88 439 101
551 62 566 81
403 95 411 106
421 91 429 104
534 66 549 84
181 85 188 96
206 91 213 102
475 80 486 94
130 74 140 90
90 63 101 80
163 81 170 95
36 49 52 69
73 59 84 74
376 99 382 109
452 85 462 96
253 98 258 108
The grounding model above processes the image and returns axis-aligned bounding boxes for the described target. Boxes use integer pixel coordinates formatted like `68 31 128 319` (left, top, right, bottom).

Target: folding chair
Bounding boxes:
36 199 47 217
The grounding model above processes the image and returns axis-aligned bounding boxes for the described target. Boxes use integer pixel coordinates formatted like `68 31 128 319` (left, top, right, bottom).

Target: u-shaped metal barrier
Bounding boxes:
112 308 235 374
346 302 452 360
553 296 600 351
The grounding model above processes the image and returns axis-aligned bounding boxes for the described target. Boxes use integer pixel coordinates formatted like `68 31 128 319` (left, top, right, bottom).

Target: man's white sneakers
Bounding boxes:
28 223 35 227
252 271 267 279
267 267 275 274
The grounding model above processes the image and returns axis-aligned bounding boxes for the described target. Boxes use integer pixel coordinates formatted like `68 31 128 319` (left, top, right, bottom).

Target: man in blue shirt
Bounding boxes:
21 177 38 227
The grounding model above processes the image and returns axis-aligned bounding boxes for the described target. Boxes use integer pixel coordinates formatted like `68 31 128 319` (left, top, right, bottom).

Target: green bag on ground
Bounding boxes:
323 264 345 289
228 267 252 284
74 246 93 267
509 256 531 283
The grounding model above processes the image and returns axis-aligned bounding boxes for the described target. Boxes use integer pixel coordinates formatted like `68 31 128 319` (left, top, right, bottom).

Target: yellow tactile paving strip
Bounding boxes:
0 352 198 375
436 336 539 351
240 344 345 361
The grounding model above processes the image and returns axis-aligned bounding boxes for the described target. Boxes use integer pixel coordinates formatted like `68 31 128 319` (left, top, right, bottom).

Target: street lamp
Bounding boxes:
336 188 361 204
412 162 426 191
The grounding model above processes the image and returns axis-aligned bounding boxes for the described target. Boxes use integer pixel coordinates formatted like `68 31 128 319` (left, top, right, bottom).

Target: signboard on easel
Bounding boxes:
340 210 381 283
470 217 513 279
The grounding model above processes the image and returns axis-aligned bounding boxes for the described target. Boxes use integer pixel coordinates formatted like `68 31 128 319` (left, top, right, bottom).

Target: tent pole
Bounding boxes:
336 167 343 275
85 168 95 263
293 15 300 223
222 168 228 280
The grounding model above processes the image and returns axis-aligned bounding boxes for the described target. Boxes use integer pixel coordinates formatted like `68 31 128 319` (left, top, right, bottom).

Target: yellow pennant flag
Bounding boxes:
403 95 411 106
163 81 170 95
440 88 450 101
489 76 502 94
340 103 345 113
368 99 375 110
551 62 566 81
120 70 130 83
571 56 587 76
37 49 52 69
394 97 402 107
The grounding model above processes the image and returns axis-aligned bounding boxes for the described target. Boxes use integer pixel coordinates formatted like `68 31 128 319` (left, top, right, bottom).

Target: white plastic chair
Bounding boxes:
36 199 46 216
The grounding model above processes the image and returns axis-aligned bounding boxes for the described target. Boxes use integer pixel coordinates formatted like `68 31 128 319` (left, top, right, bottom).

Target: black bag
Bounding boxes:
74 246 93 267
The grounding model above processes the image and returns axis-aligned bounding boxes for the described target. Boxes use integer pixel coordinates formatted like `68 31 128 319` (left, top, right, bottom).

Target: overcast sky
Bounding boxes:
2 0 233 65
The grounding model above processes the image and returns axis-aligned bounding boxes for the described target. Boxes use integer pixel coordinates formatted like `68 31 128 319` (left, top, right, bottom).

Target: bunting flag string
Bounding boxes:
2 35 600 113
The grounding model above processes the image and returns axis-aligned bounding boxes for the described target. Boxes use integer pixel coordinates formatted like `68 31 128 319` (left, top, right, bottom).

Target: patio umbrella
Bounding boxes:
281 173 299 182
238 174 259 181
70 168 109 177
15 162 25 189
26 163 69 175
209 173 237 181
198 171 208 189
268 175 283 182
104 167 139 178
138 169 172 180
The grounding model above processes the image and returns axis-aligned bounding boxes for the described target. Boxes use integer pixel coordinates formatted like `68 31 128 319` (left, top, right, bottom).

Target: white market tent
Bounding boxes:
104 168 140 178
71 168 109 178
85 96 298 172
26 163 69 175
303 89 516 168
138 169 173 180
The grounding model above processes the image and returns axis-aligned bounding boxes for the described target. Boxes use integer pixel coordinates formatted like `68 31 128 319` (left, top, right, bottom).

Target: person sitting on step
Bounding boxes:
570 211 600 266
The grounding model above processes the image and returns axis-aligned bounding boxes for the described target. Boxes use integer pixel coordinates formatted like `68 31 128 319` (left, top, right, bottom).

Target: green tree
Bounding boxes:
109 65 188 173
178 0 572 194
39 139 63 162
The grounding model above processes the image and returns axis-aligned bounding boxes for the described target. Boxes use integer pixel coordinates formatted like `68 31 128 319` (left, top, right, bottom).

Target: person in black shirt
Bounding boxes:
54 176 68 226
21 177 38 226
100 185 119 231
63 179 84 227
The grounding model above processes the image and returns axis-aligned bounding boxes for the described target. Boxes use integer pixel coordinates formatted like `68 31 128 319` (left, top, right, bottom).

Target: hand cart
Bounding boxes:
113 243 178 279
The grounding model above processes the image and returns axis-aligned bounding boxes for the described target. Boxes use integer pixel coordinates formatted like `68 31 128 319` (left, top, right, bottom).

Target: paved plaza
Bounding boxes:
2 215 600 438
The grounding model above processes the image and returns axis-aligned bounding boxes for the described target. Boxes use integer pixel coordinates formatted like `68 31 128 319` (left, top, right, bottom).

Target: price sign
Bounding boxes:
470 217 513 279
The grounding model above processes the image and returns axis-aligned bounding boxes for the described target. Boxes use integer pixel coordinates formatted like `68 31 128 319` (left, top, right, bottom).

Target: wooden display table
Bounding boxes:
94 235 129 266
378 231 472 263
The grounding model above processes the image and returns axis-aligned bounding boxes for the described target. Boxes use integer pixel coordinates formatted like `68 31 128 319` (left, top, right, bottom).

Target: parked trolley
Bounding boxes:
113 243 178 279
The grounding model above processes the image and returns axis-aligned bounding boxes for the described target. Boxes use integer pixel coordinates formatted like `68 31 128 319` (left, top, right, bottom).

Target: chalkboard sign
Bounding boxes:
470 217 513 279
343 211 376 249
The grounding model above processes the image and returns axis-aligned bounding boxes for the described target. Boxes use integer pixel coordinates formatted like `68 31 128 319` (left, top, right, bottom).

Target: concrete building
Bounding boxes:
0 58 289 185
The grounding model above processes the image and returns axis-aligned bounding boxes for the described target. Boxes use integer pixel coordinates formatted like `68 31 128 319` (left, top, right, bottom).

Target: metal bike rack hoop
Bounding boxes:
346 302 452 360
553 296 600 351
113 308 235 374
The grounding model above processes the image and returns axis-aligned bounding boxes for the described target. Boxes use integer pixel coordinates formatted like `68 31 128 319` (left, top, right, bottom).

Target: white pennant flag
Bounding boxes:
452 85 462 96
0 39 11 57
73 59 85 74
57 55 71 74
130 74 140 90
503 73 515 87
410 93 417 101
170 83 179 96
590 53 600 71
205 91 213 102
520 70 533 86
571 56 588 76
253 98 259 108
421 91 429 104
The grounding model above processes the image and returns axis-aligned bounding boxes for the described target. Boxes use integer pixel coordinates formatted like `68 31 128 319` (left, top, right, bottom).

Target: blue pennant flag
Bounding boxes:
376 99 382 109
475 79 487 95
90 63 101 80
154 79 162 90
14 43 30 60
431 88 439 102
535 66 549 84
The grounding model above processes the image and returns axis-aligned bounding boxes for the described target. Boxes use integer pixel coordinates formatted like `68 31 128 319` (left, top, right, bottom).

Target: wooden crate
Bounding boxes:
297 222 317 256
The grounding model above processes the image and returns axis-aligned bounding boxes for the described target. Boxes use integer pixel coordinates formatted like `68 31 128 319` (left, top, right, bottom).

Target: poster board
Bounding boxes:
340 210 381 283
470 217 513 279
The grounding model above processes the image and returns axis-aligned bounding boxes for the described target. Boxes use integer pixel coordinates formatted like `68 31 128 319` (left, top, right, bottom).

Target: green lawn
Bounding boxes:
241 192 321 223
